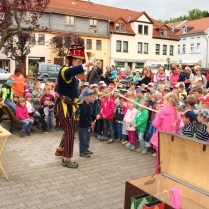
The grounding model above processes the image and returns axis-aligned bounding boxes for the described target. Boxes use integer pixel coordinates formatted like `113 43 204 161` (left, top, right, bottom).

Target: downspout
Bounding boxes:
203 33 209 68
108 20 111 69
49 12 51 31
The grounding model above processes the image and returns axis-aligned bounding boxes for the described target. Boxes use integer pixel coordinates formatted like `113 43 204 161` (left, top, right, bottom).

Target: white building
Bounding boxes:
100 6 179 72
168 17 209 69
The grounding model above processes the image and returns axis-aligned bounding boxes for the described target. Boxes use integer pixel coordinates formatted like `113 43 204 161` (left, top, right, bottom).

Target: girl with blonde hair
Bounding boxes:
150 92 181 170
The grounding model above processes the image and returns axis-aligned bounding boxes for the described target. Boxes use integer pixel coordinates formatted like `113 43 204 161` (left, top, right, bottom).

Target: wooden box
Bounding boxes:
124 132 209 209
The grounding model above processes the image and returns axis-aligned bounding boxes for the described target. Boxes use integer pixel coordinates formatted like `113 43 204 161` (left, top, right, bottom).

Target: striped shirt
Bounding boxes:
182 121 196 138
195 124 209 141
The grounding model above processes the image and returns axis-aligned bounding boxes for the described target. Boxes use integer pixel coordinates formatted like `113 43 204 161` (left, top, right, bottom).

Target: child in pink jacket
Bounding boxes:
16 98 34 138
156 66 166 84
100 88 115 143
123 101 137 150
150 92 181 170
170 67 180 88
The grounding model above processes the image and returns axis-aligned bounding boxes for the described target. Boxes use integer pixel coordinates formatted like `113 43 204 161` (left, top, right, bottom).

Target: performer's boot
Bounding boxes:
55 148 64 156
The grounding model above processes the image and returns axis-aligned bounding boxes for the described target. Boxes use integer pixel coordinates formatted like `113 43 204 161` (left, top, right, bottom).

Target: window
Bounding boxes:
115 23 125 31
160 30 168 37
138 42 142 53
96 40 102 50
156 44 160 55
144 25 148 35
182 44 186 53
65 16 75 26
144 43 149 54
29 34 35 45
135 62 144 69
38 34 45 45
47 66 55 71
182 26 187 33
89 19 97 28
123 41 128 52
86 39 92 50
138 25 143 34
163 45 167 55
170 45 174 56
190 43 194 53
196 43 201 53
41 65 47 71
178 45 180 54
116 40 122 52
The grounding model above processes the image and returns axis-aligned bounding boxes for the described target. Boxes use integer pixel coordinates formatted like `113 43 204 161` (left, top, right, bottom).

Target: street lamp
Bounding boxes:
166 57 170 71
86 52 92 73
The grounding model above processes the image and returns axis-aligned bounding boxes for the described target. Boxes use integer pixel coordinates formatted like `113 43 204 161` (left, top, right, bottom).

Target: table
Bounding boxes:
0 126 11 180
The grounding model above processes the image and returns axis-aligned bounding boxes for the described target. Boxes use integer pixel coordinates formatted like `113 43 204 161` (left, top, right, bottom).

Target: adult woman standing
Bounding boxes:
184 66 194 88
103 66 113 86
139 68 151 85
192 66 207 88
88 60 103 85
55 42 93 169
10 68 25 98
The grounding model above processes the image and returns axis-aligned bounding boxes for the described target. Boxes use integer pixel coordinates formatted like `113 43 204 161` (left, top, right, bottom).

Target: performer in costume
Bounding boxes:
55 37 93 168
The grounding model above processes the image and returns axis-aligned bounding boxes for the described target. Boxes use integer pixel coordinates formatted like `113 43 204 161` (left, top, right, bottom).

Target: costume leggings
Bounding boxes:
58 100 75 158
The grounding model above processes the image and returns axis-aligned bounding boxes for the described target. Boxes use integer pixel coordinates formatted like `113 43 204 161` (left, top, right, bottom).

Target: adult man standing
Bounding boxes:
55 39 93 168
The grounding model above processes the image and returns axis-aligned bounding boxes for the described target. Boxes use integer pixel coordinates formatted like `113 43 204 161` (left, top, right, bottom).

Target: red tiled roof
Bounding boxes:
167 17 209 36
46 0 149 35
46 0 109 20
46 0 178 39
152 19 179 41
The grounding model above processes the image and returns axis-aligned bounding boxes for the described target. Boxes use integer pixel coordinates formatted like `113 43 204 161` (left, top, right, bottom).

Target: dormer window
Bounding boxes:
182 25 187 33
160 29 168 37
115 23 125 32
170 27 174 33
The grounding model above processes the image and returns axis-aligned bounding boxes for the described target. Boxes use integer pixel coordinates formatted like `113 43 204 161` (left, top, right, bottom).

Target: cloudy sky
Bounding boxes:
93 0 208 21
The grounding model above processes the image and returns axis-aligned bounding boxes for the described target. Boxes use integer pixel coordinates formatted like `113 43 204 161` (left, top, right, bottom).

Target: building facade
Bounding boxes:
168 18 209 68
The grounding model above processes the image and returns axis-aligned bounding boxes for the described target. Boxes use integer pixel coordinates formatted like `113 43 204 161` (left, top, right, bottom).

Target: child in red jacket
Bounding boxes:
100 88 115 143
16 98 34 138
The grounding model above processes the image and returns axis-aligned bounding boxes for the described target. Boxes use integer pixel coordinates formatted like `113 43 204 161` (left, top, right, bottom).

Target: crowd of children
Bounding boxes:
1 64 209 161
0 79 58 138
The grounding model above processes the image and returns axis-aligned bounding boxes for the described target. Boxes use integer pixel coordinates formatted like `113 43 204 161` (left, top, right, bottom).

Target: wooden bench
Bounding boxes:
0 102 20 133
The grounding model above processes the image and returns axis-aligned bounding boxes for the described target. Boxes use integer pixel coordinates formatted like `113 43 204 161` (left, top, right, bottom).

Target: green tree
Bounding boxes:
187 9 205 20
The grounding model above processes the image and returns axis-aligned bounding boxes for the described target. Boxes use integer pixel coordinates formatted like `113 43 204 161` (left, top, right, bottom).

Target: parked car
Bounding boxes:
0 68 11 80
33 62 62 80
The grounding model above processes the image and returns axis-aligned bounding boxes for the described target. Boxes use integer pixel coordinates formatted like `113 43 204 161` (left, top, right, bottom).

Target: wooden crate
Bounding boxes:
124 132 209 209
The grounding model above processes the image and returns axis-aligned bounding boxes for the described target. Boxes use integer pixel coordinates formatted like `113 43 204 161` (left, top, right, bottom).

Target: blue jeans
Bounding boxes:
4 99 16 114
79 127 90 153
103 119 115 138
138 132 146 149
18 119 34 133
117 122 126 139
47 111 53 129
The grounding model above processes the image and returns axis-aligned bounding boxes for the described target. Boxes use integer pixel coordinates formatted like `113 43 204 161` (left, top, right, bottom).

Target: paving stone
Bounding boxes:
0 123 155 208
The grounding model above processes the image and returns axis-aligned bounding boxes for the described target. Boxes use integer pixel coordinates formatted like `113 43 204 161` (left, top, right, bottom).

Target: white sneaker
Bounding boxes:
145 142 151 148
122 141 128 145
152 153 156 157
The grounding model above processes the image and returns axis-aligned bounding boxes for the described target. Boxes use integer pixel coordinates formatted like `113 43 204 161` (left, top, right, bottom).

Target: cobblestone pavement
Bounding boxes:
0 123 155 209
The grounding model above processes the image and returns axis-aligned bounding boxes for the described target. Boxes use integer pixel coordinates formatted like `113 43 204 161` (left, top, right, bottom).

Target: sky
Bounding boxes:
92 0 209 21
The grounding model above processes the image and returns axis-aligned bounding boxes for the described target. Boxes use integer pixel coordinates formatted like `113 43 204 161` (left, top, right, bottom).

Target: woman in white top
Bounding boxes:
184 66 194 88
192 66 207 88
